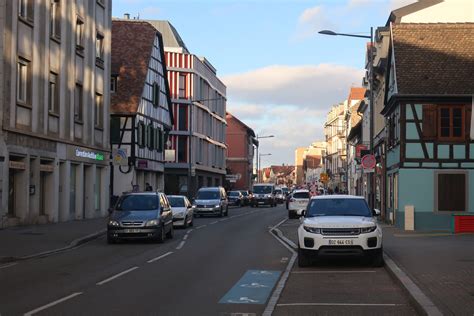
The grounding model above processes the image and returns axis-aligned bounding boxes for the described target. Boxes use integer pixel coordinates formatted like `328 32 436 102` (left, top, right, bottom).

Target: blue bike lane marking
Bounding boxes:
219 270 281 304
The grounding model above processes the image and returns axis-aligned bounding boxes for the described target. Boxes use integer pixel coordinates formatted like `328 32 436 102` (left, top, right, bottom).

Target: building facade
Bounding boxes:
225 112 257 190
294 147 306 186
147 21 227 197
110 20 173 196
0 0 111 227
324 102 347 192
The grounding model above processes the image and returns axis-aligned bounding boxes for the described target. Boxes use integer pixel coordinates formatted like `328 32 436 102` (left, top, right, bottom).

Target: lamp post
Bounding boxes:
255 135 274 182
259 153 272 182
318 27 374 207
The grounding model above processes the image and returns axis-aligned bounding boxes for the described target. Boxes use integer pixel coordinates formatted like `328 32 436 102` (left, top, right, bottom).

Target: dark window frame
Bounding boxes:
48 72 59 115
50 0 61 40
438 105 465 141
74 83 83 122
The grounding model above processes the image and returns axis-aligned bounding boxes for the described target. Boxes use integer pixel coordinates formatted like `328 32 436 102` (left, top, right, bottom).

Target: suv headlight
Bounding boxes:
303 226 321 234
214 204 221 209
108 220 120 227
146 219 159 227
360 225 377 233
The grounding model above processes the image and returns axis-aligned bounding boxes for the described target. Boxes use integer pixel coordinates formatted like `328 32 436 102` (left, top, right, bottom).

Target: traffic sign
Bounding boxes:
361 154 376 169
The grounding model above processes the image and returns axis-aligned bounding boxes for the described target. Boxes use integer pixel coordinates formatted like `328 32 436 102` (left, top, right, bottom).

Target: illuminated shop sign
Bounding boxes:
75 149 105 161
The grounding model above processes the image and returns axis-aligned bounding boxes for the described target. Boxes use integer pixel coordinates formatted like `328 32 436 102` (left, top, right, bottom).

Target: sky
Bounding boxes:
112 0 417 167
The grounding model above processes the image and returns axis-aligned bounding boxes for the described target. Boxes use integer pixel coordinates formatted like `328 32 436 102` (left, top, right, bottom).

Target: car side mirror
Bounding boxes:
373 209 381 216
108 207 114 215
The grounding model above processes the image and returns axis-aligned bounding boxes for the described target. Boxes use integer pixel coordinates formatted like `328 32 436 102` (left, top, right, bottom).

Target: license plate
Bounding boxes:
328 239 354 246
124 229 141 233
258 201 265 204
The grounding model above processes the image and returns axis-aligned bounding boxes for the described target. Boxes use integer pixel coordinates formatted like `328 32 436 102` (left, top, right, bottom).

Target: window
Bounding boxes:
438 106 465 141
75 18 84 52
178 105 187 131
179 74 186 99
74 83 83 121
50 0 61 39
177 136 187 163
94 93 103 128
111 76 117 93
17 58 30 105
48 72 58 114
18 0 33 22
95 168 101 211
157 129 163 152
437 173 466 212
137 122 145 147
147 124 154 150
152 82 160 106
96 32 104 60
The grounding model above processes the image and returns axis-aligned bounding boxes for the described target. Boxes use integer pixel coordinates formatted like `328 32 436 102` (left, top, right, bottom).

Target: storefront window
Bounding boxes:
95 168 101 211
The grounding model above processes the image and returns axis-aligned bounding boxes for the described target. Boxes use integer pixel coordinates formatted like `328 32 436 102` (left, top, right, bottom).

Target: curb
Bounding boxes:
0 229 107 264
383 252 443 316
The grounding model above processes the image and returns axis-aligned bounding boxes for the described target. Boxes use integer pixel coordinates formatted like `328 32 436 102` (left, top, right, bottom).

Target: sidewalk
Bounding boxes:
0 217 107 263
383 225 474 316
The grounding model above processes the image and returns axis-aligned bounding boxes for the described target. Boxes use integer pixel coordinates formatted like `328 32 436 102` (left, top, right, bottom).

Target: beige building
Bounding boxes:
294 147 306 186
0 0 112 227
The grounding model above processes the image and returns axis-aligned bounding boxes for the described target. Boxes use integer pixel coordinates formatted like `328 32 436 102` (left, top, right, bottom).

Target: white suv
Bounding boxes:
297 195 383 267
288 189 310 219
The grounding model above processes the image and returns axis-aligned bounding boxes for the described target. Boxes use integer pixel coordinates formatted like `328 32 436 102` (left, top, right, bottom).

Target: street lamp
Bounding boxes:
255 135 274 182
318 27 375 207
258 153 272 182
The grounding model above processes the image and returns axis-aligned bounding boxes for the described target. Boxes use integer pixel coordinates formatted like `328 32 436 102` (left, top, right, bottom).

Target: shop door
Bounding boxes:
8 169 16 216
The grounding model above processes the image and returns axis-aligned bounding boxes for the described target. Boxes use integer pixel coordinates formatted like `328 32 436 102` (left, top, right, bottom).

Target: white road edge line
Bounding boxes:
196 225 206 229
24 292 83 316
176 241 186 250
183 235 188 240
262 218 296 316
209 221 218 225
186 229 193 234
276 303 405 307
0 262 18 270
273 228 297 249
96 266 139 286
291 270 376 274
147 251 173 263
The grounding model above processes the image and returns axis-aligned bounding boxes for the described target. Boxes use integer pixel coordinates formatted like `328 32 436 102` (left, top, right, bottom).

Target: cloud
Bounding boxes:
222 64 364 109
347 0 374 8
294 5 336 40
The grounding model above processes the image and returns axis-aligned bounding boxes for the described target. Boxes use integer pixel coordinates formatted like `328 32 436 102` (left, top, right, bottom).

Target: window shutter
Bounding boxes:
422 104 437 139
465 104 471 138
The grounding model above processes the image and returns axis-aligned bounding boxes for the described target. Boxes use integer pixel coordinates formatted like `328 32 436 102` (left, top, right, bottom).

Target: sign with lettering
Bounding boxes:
9 161 26 170
75 149 104 161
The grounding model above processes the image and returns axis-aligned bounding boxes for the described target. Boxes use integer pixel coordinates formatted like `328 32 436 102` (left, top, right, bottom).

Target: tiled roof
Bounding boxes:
347 87 366 104
392 23 474 96
111 21 156 113
271 165 295 177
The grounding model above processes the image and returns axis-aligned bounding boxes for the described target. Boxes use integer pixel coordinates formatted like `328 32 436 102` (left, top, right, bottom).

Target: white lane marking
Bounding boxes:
273 228 297 249
186 229 193 234
147 251 173 263
196 225 206 229
219 218 229 222
24 292 83 316
176 241 185 250
209 221 218 225
262 218 296 316
276 303 405 307
96 266 139 286
291 270 376 274
280 257 289 263
0 262 18 270
183 234 188 240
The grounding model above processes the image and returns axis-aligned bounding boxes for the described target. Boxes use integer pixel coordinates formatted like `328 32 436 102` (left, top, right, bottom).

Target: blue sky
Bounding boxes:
113 0 415 166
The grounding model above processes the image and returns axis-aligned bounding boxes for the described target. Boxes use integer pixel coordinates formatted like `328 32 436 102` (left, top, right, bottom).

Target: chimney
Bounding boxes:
124 13 130 19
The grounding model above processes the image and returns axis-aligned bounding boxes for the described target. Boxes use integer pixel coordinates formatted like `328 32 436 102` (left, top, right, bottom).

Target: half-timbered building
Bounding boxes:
382 23 474 231
110 20 173 195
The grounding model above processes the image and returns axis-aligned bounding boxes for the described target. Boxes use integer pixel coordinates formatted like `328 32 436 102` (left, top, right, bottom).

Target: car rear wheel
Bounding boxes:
298 246 311 267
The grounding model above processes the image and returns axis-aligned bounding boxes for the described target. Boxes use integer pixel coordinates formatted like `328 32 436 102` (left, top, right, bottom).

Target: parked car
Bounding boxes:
168 195 194 228
107 192 174 244
288 189 310 218
297 195 383 267
240 190 252 205
228 191 244 207
274 188 285 204
281 186 290 197
193 186 229 217
251 183 276 207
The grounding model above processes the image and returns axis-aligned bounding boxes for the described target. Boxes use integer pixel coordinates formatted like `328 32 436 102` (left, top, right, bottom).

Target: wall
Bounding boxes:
401 0 474 23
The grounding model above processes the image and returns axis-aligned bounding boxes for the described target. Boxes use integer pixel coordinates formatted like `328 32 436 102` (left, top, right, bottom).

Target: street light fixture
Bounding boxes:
318 27 375 207
255 135 274 182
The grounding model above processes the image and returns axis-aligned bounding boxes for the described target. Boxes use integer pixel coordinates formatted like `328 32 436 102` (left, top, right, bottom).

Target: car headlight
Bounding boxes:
360 225 377 233
174 212 185 218
214 204 221 209
303 226 321 234
192 205 196 208
146 219 159 227
108 220 120 227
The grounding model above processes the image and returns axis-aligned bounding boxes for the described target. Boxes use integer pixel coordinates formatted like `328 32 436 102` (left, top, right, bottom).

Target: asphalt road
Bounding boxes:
0 204 291 316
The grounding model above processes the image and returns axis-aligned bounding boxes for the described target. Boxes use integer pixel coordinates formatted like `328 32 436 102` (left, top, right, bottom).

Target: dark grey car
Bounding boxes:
107 192 174 244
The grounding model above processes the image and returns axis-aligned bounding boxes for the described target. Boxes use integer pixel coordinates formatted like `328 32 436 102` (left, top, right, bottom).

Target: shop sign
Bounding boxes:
75 149 105 161
112 148 128 166
165 149 175 162
40 164 54 172
356 145 368 159
9 161 26 170
137 159 148 169
226 175 239 183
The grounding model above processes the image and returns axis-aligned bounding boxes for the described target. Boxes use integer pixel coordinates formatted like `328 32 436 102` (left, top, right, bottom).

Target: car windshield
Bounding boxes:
275 189 282 194
240 191 248 196
196 190 220 200
282 188 289 193
115 195 158 211
168 197 185 207
306 198 371 217
293 192 310 199
229 191 240 196
253 186 272 194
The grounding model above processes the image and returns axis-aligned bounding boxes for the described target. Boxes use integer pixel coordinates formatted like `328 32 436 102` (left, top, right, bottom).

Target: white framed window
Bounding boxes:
75 17 84 52
16 58 29 104
96 32 104 60
48 72 58 113
50 0 61 39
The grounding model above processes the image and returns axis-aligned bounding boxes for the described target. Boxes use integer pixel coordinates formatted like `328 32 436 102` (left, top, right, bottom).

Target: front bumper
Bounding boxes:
298 226 382 256
194 206 221 215
252 198 273 205
108 226 160 240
